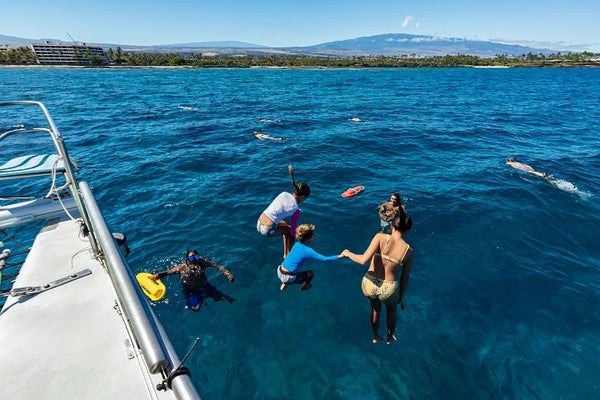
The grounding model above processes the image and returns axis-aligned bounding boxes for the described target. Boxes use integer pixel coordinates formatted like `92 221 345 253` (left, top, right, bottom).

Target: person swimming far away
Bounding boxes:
253 131 285 141
506 157 588 196
257 117 282 124
506 157 549 179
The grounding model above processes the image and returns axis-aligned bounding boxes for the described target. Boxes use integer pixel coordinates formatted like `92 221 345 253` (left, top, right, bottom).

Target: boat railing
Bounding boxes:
79 182 200 399
1 101 200 399
0 101 98 253
79 181 169 372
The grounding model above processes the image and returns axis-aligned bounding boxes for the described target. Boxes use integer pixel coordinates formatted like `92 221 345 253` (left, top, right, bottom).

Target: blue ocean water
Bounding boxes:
1 67 599 399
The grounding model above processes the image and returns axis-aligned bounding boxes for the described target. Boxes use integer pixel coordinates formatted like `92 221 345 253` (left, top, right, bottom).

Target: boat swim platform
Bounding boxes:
0 218 179 400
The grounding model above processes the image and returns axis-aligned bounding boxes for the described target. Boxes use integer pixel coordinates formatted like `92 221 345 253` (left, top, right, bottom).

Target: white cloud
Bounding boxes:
489 37 592 51
385 36 454 43
402 16 413 28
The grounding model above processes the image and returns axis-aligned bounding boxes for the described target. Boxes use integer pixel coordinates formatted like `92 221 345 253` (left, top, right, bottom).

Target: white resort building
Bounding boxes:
30 41 109 65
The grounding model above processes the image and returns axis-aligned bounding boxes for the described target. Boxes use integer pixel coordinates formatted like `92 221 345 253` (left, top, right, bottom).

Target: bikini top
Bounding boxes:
375 234 410 266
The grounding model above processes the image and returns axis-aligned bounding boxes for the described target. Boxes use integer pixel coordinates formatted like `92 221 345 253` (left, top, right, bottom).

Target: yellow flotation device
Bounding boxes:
136 272 166 301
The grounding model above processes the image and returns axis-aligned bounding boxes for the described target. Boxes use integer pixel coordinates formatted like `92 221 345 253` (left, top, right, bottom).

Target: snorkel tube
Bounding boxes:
288 164 310 198
288 164 296 190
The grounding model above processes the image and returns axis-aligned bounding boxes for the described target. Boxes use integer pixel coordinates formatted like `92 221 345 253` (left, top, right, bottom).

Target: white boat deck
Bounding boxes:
0 217 176 400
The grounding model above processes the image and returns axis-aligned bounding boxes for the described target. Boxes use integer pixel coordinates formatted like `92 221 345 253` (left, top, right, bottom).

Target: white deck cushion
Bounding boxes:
0 154 65 179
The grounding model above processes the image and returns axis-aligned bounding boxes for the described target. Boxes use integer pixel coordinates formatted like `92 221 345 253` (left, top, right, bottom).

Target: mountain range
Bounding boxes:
1 33 557 57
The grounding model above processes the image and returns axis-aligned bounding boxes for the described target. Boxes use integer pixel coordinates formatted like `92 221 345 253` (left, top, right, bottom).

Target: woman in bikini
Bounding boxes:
343 209 413 344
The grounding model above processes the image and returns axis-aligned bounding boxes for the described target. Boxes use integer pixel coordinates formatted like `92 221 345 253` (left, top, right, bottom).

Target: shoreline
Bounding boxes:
2 64 599 70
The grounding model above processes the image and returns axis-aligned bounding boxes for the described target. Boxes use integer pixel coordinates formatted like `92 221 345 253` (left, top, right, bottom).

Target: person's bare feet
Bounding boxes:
386 334 397 345
280 283 287 291
372 335 384 344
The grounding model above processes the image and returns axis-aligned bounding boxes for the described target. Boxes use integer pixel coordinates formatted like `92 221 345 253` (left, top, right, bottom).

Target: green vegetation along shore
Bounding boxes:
2 46 599 68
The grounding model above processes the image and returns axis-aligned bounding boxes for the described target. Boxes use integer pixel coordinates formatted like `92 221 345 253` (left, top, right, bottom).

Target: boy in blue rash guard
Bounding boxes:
277 224 345 291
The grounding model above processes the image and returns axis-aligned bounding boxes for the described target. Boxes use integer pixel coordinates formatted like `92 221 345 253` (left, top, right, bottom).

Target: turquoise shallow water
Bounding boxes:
1 67 599 399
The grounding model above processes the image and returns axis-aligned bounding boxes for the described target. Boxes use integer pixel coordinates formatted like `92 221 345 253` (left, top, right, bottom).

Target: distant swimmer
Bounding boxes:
257 118 281 124
254 131 285 141
349 116 361 122
507 158 590 197
506 158 548 179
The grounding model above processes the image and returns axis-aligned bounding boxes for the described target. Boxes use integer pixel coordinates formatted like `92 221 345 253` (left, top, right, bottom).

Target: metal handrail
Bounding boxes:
1 101 201 398
0 101 98 253
152 313 202 399
0 127 52 141
81 182 201 398
79 181 170 374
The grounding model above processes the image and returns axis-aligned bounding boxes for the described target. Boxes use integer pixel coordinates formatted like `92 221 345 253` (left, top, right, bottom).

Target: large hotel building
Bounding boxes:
30 42 109 65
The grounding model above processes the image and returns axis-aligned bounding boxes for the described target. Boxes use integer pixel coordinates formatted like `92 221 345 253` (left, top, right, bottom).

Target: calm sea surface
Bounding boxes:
1 67 599 399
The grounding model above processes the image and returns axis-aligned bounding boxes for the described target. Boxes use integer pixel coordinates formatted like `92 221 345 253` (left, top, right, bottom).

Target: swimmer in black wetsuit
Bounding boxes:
152 249 234 311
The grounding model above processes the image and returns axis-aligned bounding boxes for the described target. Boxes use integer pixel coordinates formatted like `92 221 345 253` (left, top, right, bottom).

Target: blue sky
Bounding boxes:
3 0 599 51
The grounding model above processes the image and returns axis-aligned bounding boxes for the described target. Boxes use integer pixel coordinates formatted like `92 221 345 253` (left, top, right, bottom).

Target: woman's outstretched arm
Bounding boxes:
342 233 381 265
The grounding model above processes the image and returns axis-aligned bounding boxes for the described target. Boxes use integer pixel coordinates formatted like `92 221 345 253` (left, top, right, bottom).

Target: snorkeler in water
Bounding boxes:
506 157 588 196
152 249 234 311
253 131 285 141
257 118 281 124
378 192 405 233
506 157 549 179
